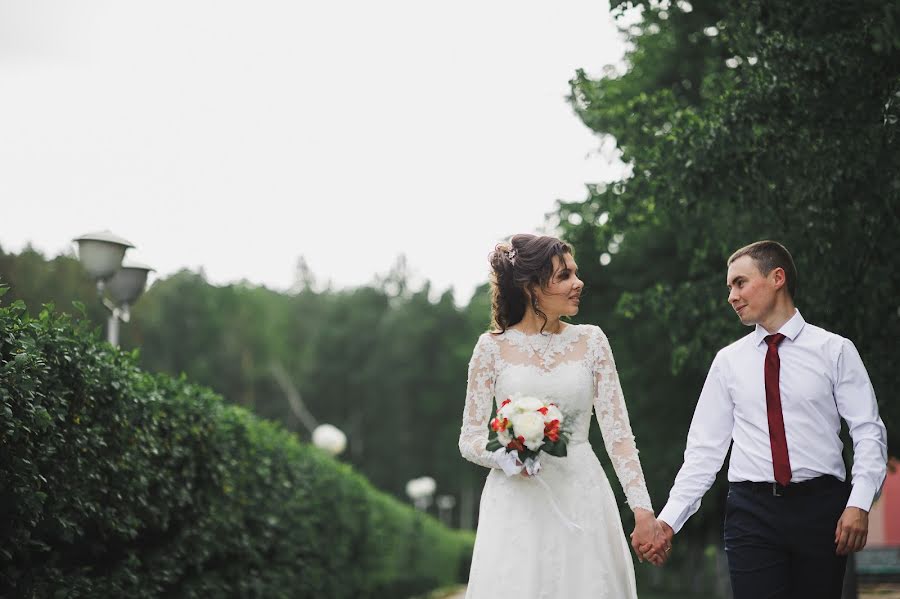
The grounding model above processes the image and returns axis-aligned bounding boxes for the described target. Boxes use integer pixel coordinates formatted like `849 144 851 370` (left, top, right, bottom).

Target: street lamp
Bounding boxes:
406 476 436 511
436 494 457 527
269 362 349 454
73 230 152 347
73 230 133 286
104 259 154 347
312 424 347 456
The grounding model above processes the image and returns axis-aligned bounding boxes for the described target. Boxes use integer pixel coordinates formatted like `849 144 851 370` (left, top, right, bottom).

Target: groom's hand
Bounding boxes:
630 509 663 564
835 507 869 555
645 519 674 565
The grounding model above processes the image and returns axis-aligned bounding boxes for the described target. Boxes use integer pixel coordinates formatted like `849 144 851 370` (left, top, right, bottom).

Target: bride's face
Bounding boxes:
533 253 583 318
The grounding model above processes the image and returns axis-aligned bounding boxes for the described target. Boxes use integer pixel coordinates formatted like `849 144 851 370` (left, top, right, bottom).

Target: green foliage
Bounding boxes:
0 245 108 325
0 247 495 531
569 0 899 380
121 268 489 508
0 297 473 598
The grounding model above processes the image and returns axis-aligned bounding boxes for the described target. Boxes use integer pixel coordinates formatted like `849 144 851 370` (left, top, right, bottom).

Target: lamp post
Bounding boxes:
270 361 348 455
104 259 154 346
73 230 152 347
406 476 436 511
436 494 457 527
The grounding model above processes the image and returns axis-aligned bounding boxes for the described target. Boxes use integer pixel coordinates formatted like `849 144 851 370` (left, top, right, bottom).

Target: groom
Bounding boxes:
649 241 887 598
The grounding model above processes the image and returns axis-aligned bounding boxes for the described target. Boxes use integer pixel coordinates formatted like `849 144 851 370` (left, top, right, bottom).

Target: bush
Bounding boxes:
0 293 473 598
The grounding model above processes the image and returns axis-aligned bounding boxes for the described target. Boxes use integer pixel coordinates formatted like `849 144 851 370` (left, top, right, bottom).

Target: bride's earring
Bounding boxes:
532 296 540 311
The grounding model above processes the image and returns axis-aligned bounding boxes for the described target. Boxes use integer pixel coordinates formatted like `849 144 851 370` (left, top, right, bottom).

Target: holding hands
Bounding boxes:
630 510 673 566
628 505 868 567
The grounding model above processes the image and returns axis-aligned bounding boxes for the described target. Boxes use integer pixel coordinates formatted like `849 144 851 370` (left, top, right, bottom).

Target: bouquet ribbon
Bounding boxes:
533 475 584 533
491 448 583 532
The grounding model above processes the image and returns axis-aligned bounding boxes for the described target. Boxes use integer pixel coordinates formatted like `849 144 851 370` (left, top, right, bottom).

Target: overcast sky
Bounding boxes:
0 0 632 305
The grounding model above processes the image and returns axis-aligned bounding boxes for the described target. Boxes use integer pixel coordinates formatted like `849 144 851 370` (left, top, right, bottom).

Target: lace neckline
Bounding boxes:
503 323 577 339
497 324 585 368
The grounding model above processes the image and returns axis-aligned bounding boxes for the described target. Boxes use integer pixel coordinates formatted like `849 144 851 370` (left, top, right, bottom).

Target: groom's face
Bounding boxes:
726 255 776 326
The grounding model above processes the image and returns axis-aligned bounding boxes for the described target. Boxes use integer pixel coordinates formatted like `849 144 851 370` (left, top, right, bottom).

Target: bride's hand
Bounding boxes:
629 509 664 564
516 459 531 477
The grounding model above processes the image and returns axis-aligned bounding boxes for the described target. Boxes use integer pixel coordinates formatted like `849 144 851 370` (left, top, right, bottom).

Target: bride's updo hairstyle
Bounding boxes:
488 234 572 334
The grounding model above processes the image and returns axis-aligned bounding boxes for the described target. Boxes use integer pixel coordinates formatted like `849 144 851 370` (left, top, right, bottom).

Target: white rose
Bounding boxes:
511 394 544 414
497 428 512 447
543 404 563 424
497 400 515 419
510 412 545 450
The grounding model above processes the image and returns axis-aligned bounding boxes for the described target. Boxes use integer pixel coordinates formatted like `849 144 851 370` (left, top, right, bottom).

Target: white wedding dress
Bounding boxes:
458 323 652 599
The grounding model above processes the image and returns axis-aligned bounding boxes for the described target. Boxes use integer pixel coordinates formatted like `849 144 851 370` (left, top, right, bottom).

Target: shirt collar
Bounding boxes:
753 309 805 346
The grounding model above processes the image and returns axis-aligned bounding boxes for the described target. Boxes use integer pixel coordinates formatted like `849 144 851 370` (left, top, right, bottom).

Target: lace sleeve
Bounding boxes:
458 334 501 469
590 326 653 511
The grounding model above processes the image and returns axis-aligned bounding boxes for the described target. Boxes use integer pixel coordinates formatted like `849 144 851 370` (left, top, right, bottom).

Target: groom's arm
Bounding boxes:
833 338 887 555
833 338 887 513
657 353 735 535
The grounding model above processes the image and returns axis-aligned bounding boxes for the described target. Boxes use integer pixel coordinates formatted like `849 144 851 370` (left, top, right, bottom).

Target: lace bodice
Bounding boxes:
458 323 653 511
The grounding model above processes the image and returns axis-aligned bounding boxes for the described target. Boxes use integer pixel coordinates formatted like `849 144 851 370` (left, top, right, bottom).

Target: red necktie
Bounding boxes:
764 333 791 486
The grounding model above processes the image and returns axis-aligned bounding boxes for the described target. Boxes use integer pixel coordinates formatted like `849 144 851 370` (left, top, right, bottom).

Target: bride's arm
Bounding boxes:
458 334 502 469
591 326 666 562
590 326 653 512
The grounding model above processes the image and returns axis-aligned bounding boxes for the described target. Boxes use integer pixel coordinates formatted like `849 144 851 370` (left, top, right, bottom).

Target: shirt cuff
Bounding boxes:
847 481 877 512
657 502 688 534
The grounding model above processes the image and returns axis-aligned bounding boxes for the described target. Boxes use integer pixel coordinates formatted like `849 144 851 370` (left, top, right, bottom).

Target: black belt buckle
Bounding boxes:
772 482 785 497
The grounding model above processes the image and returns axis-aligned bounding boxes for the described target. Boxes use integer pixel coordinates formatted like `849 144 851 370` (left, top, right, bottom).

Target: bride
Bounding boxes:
458 234 666 598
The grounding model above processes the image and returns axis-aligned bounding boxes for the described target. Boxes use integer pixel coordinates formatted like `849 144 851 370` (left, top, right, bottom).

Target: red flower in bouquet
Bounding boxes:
544 419 561 442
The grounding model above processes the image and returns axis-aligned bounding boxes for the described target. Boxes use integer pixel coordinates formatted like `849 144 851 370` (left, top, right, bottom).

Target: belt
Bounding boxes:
731 475 847 498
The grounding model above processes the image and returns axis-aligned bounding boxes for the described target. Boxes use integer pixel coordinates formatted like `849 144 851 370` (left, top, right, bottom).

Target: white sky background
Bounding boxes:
0 1 634 305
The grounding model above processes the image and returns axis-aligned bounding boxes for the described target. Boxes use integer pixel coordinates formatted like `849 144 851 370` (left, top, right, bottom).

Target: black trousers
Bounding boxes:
724 476 851 599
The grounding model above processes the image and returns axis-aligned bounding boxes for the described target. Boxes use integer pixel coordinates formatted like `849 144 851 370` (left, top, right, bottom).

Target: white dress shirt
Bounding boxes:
658 310 887 533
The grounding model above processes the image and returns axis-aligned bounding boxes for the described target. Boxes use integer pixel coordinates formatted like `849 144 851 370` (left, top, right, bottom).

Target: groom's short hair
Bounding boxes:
728 241 797 299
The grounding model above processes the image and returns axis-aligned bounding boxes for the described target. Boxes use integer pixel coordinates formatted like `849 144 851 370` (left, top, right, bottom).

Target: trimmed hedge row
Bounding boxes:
0 294 473 598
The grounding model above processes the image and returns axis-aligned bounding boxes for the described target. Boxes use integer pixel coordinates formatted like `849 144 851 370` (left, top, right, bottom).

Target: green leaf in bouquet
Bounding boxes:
542 438 568 458
520 448 538 462
486 437 502 452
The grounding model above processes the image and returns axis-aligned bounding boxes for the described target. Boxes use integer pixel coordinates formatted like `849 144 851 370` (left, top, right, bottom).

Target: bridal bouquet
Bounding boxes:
486 393 568 476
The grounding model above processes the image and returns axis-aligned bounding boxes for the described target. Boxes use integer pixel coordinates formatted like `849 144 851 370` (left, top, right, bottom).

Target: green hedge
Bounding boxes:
0 293 473 598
